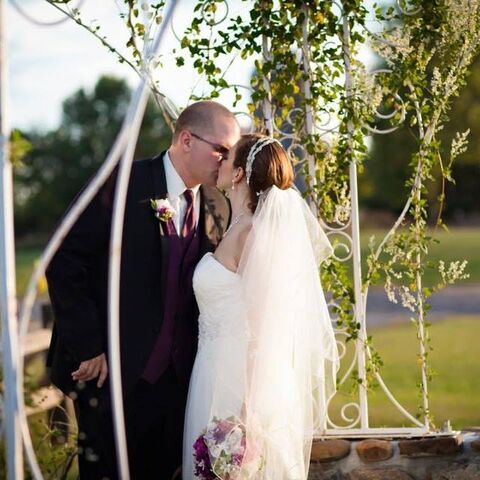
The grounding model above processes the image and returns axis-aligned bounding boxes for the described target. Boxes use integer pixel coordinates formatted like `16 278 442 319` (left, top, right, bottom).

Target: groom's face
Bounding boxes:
188 118 240 186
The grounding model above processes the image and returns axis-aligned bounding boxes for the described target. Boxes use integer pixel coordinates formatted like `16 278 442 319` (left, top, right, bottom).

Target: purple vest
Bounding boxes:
142 219 201 384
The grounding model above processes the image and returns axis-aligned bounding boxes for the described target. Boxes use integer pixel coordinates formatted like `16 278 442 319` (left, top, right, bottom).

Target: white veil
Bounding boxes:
205 186 339 479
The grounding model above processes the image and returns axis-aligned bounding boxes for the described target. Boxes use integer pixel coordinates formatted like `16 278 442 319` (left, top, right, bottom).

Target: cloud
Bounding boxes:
8 0 253 132
8 2 135 130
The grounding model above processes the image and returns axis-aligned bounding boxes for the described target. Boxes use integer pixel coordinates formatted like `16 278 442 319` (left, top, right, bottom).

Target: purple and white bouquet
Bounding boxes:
193 416 262 480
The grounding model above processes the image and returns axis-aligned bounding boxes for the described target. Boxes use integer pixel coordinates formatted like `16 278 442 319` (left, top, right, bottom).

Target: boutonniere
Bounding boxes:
150 198 177 223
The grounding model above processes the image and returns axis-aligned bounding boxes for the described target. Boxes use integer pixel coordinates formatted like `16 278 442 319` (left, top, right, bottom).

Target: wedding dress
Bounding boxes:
183 252 249 479
183 187 339 480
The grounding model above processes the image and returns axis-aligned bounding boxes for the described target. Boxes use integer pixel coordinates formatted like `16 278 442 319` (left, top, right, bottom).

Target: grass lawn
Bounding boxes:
15 227 479 296
330 315 480 430
13 228 480 433
15 245 44 298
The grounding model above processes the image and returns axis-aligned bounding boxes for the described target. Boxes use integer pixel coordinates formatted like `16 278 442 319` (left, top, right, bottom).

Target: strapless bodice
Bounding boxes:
193 252 247 350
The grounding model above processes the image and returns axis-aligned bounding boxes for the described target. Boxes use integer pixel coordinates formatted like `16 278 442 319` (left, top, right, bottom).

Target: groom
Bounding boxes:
46 100 240 479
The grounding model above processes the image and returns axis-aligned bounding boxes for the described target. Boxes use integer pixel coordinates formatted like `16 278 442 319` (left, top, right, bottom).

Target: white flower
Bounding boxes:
439 260 469 285
209 443 222 458
150 198 177 222
225 426 243 453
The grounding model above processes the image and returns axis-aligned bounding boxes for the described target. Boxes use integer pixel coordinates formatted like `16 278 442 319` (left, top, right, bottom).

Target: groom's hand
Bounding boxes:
72 353 108 388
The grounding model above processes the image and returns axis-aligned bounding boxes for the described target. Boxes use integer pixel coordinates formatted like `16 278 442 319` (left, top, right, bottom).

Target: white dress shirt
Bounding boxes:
163 151 201 234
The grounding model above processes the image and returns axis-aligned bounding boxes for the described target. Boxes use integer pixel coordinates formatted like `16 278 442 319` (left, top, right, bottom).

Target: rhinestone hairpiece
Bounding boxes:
245 137 282 185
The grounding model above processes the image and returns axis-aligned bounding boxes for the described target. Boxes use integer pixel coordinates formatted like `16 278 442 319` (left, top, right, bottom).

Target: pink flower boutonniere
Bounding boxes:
150 198 177 223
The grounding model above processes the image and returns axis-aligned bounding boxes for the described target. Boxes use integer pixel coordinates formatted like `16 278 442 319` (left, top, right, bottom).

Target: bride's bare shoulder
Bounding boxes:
215 217 252 271
231 219 252 265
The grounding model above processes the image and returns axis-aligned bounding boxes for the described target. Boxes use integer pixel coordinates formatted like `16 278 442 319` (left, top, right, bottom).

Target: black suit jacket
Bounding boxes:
46 152 230 396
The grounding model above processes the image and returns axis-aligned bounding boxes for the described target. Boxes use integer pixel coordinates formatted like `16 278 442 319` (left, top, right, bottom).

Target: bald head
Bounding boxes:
168 100 241 188
173 100 238 141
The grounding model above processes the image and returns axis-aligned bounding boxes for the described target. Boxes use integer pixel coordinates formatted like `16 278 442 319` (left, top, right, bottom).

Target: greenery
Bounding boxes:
329 315 480 429
16 245 45 297
171 0 480 426
14 75 171 238
362 55 480 220
0 352 78 480
28 0 478 433
360 227 480 287
0 413 77 480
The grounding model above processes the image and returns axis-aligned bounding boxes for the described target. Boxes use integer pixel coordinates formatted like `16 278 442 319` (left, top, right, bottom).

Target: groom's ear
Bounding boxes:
177 130 193 152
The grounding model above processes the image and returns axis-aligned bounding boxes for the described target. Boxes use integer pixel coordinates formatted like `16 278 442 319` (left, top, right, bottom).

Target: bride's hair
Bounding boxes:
233 133 294 212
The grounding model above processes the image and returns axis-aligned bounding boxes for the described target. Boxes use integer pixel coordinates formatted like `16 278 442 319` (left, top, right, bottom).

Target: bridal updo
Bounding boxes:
234 133 294 213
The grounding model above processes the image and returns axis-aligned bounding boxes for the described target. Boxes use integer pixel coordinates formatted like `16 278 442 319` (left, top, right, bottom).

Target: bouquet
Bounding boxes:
193 416 262 480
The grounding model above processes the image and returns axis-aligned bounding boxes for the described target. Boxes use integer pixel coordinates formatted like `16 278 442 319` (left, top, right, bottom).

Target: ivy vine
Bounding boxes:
42 0 479 428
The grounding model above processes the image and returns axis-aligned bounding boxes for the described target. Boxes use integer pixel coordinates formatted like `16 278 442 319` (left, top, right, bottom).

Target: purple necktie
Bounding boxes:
182 189 195 240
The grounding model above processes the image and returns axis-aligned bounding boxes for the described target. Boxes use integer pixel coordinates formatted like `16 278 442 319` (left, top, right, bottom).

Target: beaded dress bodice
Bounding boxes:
192 252 247 351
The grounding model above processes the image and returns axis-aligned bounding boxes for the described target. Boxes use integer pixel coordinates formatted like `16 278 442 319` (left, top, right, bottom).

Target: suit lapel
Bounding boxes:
151 152 170 289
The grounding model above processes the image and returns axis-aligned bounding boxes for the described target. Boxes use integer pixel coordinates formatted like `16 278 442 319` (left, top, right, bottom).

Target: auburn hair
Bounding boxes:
233 134 294 212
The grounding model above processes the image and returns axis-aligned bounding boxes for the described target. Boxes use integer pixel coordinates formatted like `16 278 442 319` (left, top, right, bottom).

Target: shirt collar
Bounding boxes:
164 150 201 199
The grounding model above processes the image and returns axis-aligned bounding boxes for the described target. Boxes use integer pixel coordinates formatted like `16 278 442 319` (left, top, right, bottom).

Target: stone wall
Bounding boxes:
309 430 480 480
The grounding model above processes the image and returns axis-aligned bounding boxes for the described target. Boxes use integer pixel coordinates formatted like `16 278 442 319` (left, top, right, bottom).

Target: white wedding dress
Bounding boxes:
182 187 339 480
183 252 249 479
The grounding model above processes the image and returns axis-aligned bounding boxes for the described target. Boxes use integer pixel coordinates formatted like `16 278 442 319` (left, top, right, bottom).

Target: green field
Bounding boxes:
16 245 45 297
330 316 480 430
13 228 480 432
15 227 480 296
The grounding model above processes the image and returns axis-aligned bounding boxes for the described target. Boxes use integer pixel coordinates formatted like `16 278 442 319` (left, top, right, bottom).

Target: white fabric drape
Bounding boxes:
208 186 339 479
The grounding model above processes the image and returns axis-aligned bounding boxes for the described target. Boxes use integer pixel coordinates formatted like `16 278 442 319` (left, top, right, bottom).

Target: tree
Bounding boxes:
14 75 171 238
361 48 480 222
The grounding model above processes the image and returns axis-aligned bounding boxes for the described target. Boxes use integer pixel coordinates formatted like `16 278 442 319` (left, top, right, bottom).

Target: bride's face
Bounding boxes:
217 143 238 191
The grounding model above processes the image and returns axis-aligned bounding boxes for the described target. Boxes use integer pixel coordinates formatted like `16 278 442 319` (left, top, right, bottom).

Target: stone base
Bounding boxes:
309 431 480 480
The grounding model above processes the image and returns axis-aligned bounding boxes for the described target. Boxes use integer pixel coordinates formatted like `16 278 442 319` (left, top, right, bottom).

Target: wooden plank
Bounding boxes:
26 386 63 416
23 328 51 356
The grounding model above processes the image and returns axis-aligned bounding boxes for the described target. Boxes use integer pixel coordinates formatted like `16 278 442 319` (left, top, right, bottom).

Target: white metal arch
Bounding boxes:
1 1 180 478
1 0 460 478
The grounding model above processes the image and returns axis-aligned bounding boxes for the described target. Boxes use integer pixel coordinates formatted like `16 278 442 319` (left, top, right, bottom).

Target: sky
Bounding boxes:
7 0 377 133
7 0 254 132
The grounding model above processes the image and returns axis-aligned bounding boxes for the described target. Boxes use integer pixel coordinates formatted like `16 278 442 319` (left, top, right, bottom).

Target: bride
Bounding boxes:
182 134 339 479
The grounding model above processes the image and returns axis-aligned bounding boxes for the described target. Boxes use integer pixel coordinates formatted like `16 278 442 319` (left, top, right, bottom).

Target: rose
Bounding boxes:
224 425 244 455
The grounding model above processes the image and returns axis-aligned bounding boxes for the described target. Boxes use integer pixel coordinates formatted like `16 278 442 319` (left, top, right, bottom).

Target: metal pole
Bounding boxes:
301 4 317 202
261 1 273 135
108 2 180 478
341 3 369 430
0 0 24 477
261 36 273 135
